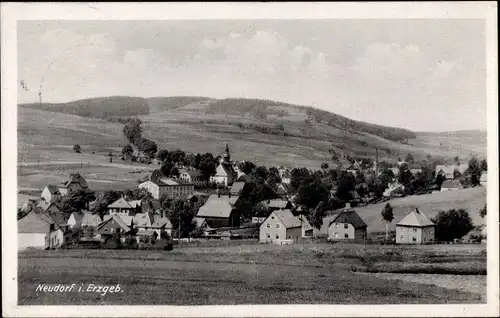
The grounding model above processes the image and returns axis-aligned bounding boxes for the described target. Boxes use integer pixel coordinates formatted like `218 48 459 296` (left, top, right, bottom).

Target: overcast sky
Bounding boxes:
17 20 486 132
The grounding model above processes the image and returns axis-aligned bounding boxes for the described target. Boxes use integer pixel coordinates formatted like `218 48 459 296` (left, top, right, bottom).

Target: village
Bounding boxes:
17 140 488 251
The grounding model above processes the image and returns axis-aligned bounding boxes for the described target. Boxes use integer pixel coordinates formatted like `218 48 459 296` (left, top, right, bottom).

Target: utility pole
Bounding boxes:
375 148 379 175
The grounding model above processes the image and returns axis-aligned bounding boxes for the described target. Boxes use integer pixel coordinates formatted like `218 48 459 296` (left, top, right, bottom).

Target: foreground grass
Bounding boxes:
18 243 485 305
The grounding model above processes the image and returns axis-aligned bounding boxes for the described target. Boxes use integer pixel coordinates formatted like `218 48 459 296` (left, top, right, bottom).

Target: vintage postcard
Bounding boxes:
1 2 499 317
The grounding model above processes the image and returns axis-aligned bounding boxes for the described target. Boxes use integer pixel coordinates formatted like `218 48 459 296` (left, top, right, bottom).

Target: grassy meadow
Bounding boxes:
18 242 486 305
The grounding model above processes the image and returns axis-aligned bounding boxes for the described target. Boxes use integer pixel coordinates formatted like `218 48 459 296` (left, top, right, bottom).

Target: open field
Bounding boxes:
319 187 487 235
18 243 485 305
18 103 486 172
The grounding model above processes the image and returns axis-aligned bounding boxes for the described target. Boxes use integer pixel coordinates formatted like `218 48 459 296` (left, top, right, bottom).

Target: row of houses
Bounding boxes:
256 203 438 245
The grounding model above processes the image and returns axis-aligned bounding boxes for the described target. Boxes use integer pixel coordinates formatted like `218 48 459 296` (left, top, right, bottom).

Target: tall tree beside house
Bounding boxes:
468 156 482 186
435 173 446 189
336 172 356 202
309 201 326 229
238 161 256 174
166 199 197 238
381 203 394 241
73 144 81 153
398 163 414 187
432 209 474 242
160 161 175 177
91 189 124 218
59 188 96 218
199 153 217 180
295 175 330 213
480 159 487 171
479 204 487 219
290 167 311 193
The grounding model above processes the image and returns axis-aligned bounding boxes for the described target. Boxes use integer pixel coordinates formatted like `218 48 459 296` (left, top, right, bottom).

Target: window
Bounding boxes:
400 235 404 240
266 224 271 228
266 233 270 238
336 223 339 228
276 234 280 239
412 237 417 242
271 216 275 219
344 224 349 229
413 228 417 232
288 236 291 239
276 224 280 228
344 233 349 239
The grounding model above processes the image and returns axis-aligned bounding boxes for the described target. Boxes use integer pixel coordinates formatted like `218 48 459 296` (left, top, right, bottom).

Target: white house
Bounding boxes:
396 208 435 244
179 169 203 183
327 204 367 242
139 177 194 200
259 209 305 244
480 172 487 186
18 211 64 251
41 185 61 203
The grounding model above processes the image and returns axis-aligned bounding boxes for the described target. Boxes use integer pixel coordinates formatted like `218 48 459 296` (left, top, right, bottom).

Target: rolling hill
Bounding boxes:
17 96 487 168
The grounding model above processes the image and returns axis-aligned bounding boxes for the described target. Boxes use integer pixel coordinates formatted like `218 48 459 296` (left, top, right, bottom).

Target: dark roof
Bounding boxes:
18 211 56 233
45 184 61 195
230 182 246 194
396 208 435 227
328 208 367 229
60 173 88 189
273 209 302 229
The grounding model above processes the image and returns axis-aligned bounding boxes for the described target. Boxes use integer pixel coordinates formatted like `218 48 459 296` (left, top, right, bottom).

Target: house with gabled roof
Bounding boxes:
327 204 367 241
275 183 290 200
67 211 102 229
151 216 173 238
106 197 142 216
396 208 435 244
196 193 241 228
18 211 64 250
41 184 61 203
58 173 89 196
259 199 292 213
259 209 305 244
96 214 134 242
229 181 247 196
179 169 203 183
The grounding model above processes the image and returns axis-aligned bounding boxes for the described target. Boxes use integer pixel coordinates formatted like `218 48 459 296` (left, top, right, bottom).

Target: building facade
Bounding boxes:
396 208 436 244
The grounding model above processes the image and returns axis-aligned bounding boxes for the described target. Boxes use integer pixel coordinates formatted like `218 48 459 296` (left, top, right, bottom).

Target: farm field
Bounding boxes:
18 103 486 171
18 243 486 305
319 187 487 235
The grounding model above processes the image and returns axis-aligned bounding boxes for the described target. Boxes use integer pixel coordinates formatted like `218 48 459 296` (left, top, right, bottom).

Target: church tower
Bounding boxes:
223 144 231 163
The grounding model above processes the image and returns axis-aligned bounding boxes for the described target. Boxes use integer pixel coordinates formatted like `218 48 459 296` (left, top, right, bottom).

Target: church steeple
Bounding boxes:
223 144 230 163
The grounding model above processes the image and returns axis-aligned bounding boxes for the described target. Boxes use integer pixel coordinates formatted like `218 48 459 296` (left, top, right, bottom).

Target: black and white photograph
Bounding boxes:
2 2 498 317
